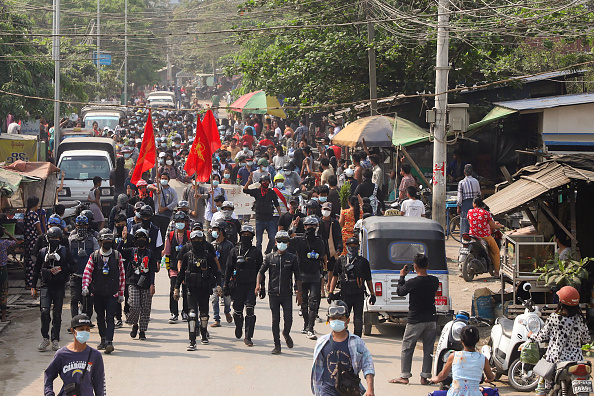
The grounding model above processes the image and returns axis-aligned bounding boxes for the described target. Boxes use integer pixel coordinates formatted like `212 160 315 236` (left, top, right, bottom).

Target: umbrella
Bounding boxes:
229 90 286 119
331 115 395 148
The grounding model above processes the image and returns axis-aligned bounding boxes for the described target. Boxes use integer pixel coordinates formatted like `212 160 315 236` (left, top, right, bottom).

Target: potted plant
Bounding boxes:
535 256 590 288
339 181 351 210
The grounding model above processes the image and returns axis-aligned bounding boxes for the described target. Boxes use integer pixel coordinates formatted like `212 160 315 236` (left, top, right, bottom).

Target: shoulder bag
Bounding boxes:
329 337 361 396
63 347 93 396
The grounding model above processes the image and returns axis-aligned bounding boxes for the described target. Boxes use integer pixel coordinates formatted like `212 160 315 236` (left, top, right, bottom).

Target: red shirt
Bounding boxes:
242 134 255 149
467 207 493 238
330 145 341 159
259 138 274 147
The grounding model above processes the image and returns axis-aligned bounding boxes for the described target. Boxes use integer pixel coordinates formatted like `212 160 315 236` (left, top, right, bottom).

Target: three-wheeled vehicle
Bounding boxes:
360 216 453 335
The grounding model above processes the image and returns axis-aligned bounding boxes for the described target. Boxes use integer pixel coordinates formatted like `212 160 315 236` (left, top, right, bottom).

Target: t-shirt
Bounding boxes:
321 337 352 396
467 207 493 238
397 275 439 323
43 346 105 396
401 199 425 217
241 134 255 149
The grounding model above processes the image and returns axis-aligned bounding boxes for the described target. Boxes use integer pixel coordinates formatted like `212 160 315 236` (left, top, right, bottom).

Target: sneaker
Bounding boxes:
244 337 253 347
271 346 281 355
51 340 59 351
168 314 178 324
210 321 221 327
187 341 197 351
115 320 123 328
283 333 294 349
300 327 308 334
201 337 209 345
181 312 188 322
225 312 233 323
97 340 106 350
139 331 146 340
130 324 138 339
104 342 114 354
38 338 50 351
306 331 317 340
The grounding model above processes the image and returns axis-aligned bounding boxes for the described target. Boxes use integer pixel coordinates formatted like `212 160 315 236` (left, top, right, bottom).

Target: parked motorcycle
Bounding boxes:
459 230 503 282
482 283 544 391
550 360 593 396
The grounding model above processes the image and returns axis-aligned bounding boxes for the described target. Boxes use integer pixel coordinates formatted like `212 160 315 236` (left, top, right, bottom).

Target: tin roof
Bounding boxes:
495 93 594 112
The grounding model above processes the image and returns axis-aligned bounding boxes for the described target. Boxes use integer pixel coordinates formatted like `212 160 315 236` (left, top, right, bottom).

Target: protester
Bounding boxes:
87 176 106 230
400 186 425 217
210 220 234 327
243 174 281 254
339 196 360 255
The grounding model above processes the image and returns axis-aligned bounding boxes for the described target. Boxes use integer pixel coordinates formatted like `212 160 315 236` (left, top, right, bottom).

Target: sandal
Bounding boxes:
420 378 430 385
388 378 409 385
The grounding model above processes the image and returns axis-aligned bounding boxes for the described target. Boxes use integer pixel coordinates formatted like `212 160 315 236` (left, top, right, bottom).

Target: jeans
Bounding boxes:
70 277 93 320
255 218 278 254
94 295 117 342
269 294 292 346
40 286 65 341
400 321 437 378
460 198 474 235
343 293 365 337
300 281 321 332
211 294 231 322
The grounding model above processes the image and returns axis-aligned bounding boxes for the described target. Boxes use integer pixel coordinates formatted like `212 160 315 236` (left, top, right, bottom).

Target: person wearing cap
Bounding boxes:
244 173 281 254
130 178 155 209
272 173 292 216
236 156 255 186
205 175 227 232
174 229 220 350
311 300 375 396
457 164 481 235
282 161 301 193
237 141 253 161
342 167 359 196
327 237 374 338
256 230 301 354
43 314 106 396
210 220 234 327
126 201 145 230
82 229 126 354
252 157 271 183
108 194 134 230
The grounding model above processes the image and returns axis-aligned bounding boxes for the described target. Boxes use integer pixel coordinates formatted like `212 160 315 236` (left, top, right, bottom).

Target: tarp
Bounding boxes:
467 106 517 131
391 116 431 147
0 134 38 163
229 90 286 119
0 168 34 195
4 160 60 180
332 115 395 148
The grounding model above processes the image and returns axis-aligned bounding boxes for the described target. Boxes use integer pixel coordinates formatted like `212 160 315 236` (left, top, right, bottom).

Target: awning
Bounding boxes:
468 106 517 130
392 116 430 147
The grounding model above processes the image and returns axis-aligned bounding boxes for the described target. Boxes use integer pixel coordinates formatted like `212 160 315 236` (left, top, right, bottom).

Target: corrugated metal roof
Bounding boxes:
519 69 586 82
495 93 594 111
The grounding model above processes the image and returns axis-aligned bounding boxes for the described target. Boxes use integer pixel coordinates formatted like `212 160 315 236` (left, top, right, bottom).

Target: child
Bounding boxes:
431 326 495 396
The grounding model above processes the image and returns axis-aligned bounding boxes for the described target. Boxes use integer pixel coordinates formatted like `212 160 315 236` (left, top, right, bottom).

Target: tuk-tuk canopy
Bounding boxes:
361 216 447 271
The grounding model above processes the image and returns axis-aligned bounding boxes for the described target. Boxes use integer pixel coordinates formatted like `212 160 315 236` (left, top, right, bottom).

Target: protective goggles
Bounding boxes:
328 305 348 317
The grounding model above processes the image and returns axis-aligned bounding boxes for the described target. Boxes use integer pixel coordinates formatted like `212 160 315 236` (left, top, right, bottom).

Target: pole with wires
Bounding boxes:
124 0 128 105
53 0 61 156
366 0 378 116
97 0 101 93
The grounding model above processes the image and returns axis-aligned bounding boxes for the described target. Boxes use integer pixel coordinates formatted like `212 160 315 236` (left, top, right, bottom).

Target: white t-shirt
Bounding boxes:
210 211 238 226
401 199 425 217
274 127 282 140
272 155 289 169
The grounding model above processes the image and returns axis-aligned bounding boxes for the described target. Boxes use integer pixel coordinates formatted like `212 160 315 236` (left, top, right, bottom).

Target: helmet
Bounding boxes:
191 222 203 231
81 209 94 222
344 168 354 177
303 215 319 227
273 173 285 182
176 200 189 209
257 158 269 166
240 224 255 236
557 286 580 306
136 179 148 187
305 200 320 209
211 220 226 231
139 205 154 218
75 215 88 225
98 228 114 241
327 300 349 319
259 174 271 183
283 162 293 171
173 211 189 221
190 230 205 240
346 237 359 245
48 214 62 226
222 201 234 210
275 230 290 242
46 226 63 239
133 228 149 240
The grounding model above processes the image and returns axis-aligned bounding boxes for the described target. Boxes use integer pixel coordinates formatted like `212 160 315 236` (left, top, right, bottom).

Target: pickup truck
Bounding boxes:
56 137 115 219
81 104 127 131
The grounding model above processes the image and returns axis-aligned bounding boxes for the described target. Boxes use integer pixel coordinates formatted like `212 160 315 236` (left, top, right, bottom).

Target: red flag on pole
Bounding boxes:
130 110 156 185
184 116 212 182
202 110 221 154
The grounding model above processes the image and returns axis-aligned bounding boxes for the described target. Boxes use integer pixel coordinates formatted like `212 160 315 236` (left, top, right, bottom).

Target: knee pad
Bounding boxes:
200 315 209 329
245 305 255 317
188 310 197 320
233 310 243 320
310 299 320 311
41 307 50 317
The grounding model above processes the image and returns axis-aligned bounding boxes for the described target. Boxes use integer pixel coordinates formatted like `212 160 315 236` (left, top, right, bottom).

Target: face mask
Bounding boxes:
347 246 359 257
135 212 141 218
311 197 319 201
159 158 164 165
222 210 232 219
306 227 316 238
319 196 327 202
175 222 185 230
161 143 167 148
49 240 60 250
322 210 331 218
175 144 181 148
247 161 253 166
211 230 219 239
223 174 231 179
142 219 151 228
329 319 346 332
277 242 288 251
212 180 219 188
102 241 113 251
136 239 148 248
276 182 284 189
166 160 173 166
191 241 204 251
124 153 131 159
243 147 248 152
240 235 253 245
261 166 267 172
74 330 90 344
160 179 169 186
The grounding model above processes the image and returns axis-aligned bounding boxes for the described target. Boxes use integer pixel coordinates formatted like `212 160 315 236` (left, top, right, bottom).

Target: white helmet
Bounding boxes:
222 201 234 210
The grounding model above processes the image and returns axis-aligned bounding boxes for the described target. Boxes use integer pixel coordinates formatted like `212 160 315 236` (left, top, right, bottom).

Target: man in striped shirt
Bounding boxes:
457 164 481 235
82 229 126 354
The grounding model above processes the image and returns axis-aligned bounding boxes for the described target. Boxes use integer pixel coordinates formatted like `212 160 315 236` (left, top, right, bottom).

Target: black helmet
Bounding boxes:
327 300 349 319
305 200 320 209
173 211 189 221
211 219 226 230
303 215 319 227
139 205 153 218
98 228 114 241
283 162 293 171
81 209 94 222
191 222 203 231
46 226 63 239
346 237 359 245
134 228 149 240
259 174 271 183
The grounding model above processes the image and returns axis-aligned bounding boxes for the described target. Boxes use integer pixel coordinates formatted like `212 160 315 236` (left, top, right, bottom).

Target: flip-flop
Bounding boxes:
420 378 431 385
388 378 409 385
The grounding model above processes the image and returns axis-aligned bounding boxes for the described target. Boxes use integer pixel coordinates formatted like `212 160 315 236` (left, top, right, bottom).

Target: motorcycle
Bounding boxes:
432 310 490 389
550 360 593 396
481 283 544 391
459 229 503 282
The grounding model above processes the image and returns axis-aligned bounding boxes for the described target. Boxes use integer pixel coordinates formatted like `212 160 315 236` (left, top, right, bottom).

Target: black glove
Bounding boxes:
327 292 337 304
369 294 376 305
223 286 231 297
258 287 266 299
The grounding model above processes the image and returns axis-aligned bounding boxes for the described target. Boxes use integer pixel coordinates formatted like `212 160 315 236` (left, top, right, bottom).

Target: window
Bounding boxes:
59 156 110 180
85 116 119 130
389 242 426 264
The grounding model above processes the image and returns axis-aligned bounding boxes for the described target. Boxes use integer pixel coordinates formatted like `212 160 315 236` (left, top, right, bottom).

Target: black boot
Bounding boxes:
244 315 256 346
234 312 244 339
200 327 209 344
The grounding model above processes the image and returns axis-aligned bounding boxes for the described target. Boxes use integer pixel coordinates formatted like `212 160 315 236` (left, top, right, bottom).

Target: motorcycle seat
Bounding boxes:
497 317 514 338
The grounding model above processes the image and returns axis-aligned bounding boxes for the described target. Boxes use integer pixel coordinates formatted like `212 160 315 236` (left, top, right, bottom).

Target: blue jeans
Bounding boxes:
211 294 231 322
255 218 278 254
460 198 474 235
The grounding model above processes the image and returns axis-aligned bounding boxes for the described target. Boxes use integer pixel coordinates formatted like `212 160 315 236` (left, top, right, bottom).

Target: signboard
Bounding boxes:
20 120 40 136
93 51 112 66
169 180 255 216
0 137 38 164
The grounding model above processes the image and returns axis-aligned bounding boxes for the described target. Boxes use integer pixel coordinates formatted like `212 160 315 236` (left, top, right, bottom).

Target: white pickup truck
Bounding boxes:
56 137 115 219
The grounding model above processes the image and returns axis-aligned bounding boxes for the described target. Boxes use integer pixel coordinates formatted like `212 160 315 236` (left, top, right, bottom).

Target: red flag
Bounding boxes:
130 110 156 185
202 110 221 154
184 116 212 182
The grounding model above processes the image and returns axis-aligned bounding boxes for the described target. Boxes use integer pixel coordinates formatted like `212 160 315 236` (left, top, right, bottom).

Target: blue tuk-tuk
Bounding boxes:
360 216 453 335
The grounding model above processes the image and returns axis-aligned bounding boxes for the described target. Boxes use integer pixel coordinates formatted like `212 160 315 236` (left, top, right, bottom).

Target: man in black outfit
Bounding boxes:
256 231 302 354
327 237 375 337
319 202 342 291
391 254 439 385
243 174 281 254
210 220 234 327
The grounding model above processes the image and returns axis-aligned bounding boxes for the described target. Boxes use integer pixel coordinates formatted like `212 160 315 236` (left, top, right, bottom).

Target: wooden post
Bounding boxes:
538 200 578 245
400 146 430 188
568 182 580 258
499 166 538 228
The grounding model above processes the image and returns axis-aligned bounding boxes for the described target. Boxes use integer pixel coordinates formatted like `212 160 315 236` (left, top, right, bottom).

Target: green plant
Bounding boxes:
339 181 351 210
535 256 590 288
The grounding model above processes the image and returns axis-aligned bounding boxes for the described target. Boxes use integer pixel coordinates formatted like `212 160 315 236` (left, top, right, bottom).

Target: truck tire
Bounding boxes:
462 254 476 282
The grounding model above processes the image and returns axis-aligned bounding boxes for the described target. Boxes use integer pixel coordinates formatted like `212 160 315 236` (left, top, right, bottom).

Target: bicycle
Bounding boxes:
448 215 461 242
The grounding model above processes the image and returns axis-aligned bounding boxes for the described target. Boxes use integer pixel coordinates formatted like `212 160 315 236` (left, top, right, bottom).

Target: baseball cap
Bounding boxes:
71 314 92 329
321 202 332 210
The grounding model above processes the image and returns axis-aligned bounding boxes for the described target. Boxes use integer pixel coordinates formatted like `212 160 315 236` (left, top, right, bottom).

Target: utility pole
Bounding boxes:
124 0 128 105
97 0 101 91
431 0 450 229
366 0 378 116
53 0 61 156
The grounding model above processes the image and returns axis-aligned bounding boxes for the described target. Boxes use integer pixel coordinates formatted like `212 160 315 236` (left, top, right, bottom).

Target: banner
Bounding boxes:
169 180 255 215
0 137 38 163
20 120 40 136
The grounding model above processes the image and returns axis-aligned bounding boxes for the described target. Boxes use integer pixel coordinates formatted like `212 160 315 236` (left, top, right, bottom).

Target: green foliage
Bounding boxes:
339 181 351 210
535 256 590 288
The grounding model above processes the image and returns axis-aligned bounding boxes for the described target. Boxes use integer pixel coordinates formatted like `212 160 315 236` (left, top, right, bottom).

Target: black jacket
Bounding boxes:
319 217 343 259
243 186 279 221
292 235 327 283
334 255 371 295
225 243 263 286
259 250 300 297
213 238 234 275
32 245 76 287
121 247 158 289
176 244 219 289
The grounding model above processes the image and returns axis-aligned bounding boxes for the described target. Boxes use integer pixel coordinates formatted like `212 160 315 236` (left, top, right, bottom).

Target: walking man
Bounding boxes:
457 164 480 235
68 215 98 323
210 220 234 327
243 174 281 254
